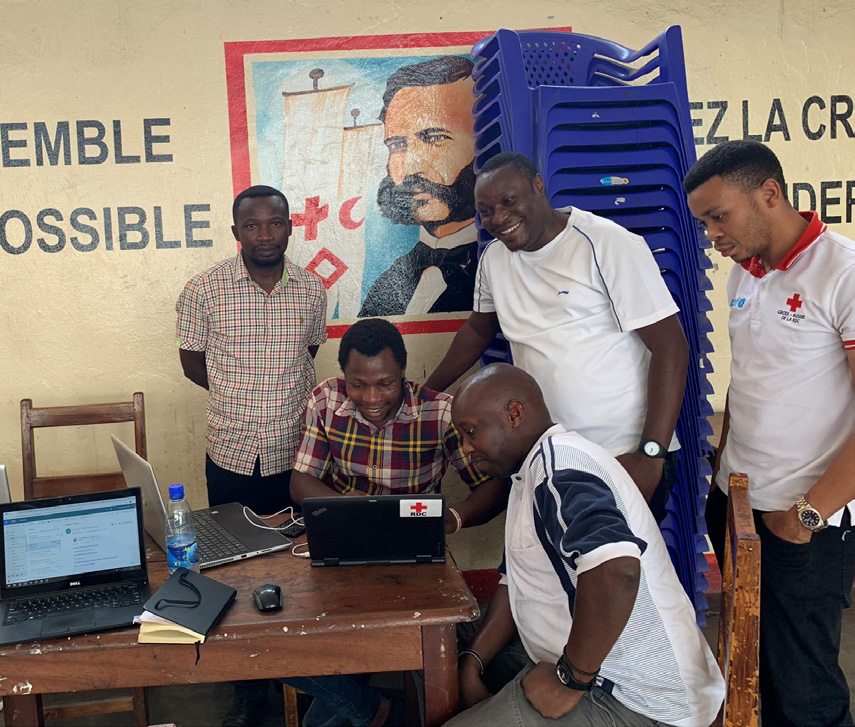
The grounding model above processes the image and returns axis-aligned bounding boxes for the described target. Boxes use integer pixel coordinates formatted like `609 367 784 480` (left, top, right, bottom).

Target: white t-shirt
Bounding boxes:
503 425 724 726
474 207 680 455
717 212 855 522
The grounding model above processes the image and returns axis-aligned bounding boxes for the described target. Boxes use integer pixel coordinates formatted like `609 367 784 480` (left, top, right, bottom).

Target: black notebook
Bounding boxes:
139 568 236 644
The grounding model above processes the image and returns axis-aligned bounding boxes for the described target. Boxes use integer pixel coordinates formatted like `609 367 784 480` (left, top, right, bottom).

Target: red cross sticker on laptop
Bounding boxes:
399 499 442 518
786 293 803 313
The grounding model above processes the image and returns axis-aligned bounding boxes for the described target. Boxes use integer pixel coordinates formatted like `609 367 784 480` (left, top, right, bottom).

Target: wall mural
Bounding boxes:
225 32 499 337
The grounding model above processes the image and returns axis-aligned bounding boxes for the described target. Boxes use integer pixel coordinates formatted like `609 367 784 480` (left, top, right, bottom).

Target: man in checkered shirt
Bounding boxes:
283 317 510 727
177 185 326 516
177 185 327 726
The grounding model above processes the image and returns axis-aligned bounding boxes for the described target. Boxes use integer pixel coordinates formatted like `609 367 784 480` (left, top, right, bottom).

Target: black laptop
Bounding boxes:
0 487 151 646
302 494 446 567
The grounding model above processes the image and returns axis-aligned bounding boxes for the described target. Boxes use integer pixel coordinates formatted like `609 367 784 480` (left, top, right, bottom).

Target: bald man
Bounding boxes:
446 364 723 727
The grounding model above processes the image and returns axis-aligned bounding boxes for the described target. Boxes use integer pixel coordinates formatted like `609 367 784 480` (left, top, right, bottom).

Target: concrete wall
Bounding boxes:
2 0 853 568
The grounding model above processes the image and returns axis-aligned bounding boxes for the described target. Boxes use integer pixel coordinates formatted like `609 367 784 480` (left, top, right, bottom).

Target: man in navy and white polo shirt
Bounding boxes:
426 152 689 523
445 364 723 727
686 139 855 727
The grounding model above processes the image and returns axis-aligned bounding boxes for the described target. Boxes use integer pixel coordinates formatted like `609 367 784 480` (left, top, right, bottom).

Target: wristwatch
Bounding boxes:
796 496 827 532
637 439 667 459
556 653 595 692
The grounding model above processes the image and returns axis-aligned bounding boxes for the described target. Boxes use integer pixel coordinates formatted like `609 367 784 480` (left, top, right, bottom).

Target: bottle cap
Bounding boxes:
168 484 185 501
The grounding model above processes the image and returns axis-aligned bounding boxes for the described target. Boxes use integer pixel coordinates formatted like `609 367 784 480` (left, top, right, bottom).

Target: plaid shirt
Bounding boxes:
176 254 327 476
293 378 489 495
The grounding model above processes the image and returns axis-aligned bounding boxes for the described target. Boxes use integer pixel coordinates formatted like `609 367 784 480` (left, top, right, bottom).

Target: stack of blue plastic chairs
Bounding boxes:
470 26 715 625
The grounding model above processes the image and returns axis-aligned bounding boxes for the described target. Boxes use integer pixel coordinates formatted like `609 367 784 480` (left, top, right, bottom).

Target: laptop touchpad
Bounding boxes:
41 612 95 637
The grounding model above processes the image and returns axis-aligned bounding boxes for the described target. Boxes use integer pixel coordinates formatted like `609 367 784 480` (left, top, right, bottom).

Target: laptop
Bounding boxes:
0 487 151 646
302 494 446 567
111 435 291 569
0 465 10 505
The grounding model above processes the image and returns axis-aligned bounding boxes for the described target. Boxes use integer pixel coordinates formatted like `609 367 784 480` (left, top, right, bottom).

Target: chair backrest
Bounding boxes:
20 392 146 500
716 473 760 727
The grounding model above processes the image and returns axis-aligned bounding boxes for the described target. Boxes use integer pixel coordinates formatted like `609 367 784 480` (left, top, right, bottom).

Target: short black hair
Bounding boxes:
478 152 539 184
232 185 290 224
338 318 407 371
379 55 474 123
683 141 786 195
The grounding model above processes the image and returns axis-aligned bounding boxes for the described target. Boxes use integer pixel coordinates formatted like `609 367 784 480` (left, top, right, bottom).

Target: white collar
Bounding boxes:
418 221 477 251
514 423 567 479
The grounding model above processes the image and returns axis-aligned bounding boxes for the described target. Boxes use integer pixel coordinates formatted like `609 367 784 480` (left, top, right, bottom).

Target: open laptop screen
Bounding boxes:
1 489 147 598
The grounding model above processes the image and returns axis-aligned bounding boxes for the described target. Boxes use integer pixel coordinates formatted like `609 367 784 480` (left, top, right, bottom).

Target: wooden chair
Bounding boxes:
715 473 760 727
21 392 147 500
19 392 149 726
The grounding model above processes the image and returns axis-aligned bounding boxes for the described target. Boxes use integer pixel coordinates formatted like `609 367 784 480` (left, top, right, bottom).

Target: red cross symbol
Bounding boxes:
786 293 803 313
292 196 329 242
410 502 427 514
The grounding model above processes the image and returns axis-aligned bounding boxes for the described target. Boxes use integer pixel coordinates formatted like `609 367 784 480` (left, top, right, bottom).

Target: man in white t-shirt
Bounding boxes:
685 139 855 727
426 153 689 522
444 363 723 727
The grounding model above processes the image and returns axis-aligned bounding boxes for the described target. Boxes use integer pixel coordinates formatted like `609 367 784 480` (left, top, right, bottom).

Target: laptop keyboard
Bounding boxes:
194 510 248 562
3 583 143 625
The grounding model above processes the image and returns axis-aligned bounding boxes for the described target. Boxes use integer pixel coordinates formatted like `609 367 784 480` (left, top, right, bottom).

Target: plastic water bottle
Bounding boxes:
165 484 200 574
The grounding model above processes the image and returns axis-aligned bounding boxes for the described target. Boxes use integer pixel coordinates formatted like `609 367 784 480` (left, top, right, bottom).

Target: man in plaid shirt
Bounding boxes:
177 184 327 516
292 317 510 533
283 318 510 727
176 185 326 725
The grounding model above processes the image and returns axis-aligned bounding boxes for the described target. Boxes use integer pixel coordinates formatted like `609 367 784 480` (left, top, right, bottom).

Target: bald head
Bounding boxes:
452 364 553 479
456 363 547 418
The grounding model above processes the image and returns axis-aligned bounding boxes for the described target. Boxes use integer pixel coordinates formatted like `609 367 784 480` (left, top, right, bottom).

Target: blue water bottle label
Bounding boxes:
167 540 199 572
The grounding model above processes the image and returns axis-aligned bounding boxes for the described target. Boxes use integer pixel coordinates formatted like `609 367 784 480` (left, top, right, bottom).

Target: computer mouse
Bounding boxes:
252 583 283 612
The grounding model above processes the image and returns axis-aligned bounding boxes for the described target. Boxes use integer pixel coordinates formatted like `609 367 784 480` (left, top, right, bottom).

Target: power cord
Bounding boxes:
241 505 304 531
290 542 311 559
241 505 310 559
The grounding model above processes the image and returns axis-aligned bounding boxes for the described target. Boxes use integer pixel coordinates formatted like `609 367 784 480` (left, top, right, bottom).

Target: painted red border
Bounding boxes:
223 29 570 337
327 317 467 339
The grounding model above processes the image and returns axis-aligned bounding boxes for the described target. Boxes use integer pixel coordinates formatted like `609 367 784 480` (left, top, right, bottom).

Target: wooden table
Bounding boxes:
0 542 479 726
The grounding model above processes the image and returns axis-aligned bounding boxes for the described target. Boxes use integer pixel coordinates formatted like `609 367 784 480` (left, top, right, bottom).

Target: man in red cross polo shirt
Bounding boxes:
685 140 855 727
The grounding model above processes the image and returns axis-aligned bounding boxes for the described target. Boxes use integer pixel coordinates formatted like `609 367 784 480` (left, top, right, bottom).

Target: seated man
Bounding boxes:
445 363 724 727
291 317 509 532
286 318 510 727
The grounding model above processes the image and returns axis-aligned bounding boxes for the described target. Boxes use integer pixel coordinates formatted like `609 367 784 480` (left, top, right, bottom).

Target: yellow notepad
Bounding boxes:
135 611 205 644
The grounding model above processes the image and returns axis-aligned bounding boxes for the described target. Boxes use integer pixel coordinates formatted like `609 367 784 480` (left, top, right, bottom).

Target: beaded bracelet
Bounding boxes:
448 507 463 534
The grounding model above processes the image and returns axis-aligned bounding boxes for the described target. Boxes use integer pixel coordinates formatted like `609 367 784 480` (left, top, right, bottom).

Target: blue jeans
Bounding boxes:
281 674 382 727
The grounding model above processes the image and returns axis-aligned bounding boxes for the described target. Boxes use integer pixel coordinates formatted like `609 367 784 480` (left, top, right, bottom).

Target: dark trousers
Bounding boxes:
707 485 855 726
206 456 293 706
650 451 678 525
205 454 293 514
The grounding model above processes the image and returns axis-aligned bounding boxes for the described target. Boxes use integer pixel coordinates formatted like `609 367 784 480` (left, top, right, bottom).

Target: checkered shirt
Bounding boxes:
176 254 327 476
293 378 490 495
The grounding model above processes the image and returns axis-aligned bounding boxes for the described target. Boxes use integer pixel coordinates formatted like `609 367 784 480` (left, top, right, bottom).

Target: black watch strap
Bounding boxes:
556 652 596 692
637 439 667 459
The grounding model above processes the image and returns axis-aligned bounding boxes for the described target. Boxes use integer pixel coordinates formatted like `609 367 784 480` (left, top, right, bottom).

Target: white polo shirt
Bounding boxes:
474 207 680 455
717 212 855 522
503 425 724 726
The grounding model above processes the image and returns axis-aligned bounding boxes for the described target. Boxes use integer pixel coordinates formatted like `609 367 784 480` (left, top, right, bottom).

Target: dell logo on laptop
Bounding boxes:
69 581 82 587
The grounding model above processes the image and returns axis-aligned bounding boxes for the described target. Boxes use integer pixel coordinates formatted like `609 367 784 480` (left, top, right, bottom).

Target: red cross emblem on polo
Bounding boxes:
786 293 803 313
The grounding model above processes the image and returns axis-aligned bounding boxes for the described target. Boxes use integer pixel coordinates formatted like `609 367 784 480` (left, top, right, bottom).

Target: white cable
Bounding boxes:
241 505 304 531
290 542 311 559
